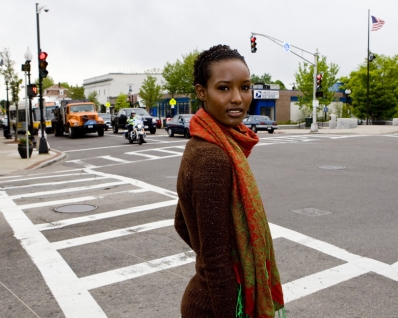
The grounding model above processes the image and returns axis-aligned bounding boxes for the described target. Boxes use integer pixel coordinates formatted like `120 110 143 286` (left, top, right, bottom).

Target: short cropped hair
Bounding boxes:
193 44 248 88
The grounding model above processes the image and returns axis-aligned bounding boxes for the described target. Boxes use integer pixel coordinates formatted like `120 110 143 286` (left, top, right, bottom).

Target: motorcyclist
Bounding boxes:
125 111 137 138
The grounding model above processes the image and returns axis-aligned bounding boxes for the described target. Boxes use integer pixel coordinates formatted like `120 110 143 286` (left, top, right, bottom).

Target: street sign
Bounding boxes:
324 107 328 113
169 98 176 106
105 102 111 107
283 42 291 52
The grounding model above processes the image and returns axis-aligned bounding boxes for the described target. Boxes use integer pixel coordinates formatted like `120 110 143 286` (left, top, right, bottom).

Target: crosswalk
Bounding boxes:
1 166 397 317
63 134 380 169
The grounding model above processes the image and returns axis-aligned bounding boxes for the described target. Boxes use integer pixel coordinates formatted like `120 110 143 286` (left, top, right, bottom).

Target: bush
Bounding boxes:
277 120 297 125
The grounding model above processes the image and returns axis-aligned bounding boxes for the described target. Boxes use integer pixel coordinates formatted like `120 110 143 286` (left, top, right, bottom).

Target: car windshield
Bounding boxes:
127 109 150 117
184 117 192 122
70 104 95 112
99 114 111 120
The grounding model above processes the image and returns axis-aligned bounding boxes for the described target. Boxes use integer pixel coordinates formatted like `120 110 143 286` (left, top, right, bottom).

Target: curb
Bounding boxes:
25 149 66 170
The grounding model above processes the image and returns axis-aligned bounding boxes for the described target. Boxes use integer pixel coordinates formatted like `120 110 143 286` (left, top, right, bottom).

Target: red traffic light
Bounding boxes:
251 36 257 43
27 84 38 98
39 52 48 60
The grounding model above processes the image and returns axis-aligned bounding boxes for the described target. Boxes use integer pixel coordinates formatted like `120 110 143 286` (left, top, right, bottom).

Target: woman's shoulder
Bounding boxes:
186 137 228 158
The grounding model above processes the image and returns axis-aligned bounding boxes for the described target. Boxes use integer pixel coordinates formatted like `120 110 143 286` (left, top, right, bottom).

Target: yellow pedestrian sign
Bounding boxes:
169 98 176 106
105 102 111 107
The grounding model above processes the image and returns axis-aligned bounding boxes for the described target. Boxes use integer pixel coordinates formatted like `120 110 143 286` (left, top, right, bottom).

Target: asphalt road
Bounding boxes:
0 129 397 318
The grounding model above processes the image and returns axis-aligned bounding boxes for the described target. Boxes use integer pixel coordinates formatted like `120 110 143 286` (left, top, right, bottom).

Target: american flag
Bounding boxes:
371 16 385 31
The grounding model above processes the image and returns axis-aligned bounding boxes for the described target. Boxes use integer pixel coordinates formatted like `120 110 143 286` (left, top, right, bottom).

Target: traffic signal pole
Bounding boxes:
251 32 319 132
36 3 49 154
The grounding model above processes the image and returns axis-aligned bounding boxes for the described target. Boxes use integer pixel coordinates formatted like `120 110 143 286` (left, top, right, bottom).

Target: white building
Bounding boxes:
83 73 164 106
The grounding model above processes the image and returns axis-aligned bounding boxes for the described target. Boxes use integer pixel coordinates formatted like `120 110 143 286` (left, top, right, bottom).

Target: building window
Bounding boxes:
290 96 299 101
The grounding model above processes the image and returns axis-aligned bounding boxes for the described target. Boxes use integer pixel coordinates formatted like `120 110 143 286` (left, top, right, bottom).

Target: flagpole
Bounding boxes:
366 9 370 125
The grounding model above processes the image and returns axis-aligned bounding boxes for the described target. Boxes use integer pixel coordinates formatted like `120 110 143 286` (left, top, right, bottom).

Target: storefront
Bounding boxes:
249 85 279 120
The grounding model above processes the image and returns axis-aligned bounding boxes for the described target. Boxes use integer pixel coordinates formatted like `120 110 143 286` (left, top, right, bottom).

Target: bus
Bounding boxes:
9 99 59 134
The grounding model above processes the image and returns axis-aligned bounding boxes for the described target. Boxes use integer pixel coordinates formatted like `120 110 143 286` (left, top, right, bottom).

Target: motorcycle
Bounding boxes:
125 119 146 145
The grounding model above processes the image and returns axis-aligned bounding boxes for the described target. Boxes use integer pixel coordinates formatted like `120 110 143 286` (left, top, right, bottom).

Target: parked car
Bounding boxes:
242 115 277 134
165 114 194 138
98 113 111 131
112 108 157 134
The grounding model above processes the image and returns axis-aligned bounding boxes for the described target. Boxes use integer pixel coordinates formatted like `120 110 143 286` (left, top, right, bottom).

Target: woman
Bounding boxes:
175 45 285 318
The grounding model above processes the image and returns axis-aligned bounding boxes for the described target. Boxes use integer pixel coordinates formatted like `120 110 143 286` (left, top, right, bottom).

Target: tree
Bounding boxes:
115 93 130 112
0 48 22 140
139 75 163 112
341 54 398 120
251 73 286 89
87 91 100 111
295 55 339 114
162 50 200 111
67 85 85 99
251 73 272 84
35 76 54 90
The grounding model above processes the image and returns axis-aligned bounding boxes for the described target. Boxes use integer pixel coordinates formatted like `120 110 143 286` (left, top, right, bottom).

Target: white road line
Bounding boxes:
52 219 175 250
19 189 149 210
282 262 368 303
64 159 97 168
0 191 107 317
63 145 127 153
0 173 92 184
81 251 196 290
19 196 97 209
124 152 160 159
270 223 360 262
10 181 130 200
35 199 178 231
152 149 184 155
1 177 108 190
95 155 131 163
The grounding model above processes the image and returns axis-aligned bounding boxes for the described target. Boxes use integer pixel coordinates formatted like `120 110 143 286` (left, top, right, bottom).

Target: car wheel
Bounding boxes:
251 125 257 133
167 129 174 137
69 127 77 139
150 128 156 134
113 126 118 134
268 128 274 134
98 128 104 136
184 129 191 139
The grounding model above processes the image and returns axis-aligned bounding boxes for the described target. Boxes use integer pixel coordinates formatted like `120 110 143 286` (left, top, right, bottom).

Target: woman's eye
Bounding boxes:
218 86 229 91
242 85 251 90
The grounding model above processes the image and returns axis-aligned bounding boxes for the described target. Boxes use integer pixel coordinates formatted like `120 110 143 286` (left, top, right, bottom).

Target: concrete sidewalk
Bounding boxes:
0 136 65 176
276 124 398 135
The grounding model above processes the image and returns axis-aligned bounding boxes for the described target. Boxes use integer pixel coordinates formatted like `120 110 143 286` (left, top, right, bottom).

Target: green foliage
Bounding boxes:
341 54 398 120
251 73 286 89
295 55 339 113
67 85 85 99
115 93 130 112
139 75 163 112
251 73 272 84
87 91 100 111
34 76 55 90
18 137 32 145
162 50 199 99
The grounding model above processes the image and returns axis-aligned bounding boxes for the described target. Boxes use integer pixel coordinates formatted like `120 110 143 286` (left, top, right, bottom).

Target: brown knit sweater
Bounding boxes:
175 137 237 318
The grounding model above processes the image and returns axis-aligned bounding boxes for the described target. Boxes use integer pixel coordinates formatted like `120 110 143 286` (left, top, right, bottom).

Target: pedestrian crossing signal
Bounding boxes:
251 36 257 53
27 84 38 98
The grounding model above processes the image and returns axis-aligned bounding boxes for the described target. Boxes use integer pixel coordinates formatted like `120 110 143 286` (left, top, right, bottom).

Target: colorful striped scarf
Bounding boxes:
190 109 285 318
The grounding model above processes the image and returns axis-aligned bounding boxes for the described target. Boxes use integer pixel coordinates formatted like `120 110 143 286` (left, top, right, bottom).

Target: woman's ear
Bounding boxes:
195 84 206 101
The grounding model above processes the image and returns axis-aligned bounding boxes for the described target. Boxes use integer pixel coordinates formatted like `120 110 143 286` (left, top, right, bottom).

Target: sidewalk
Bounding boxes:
0 136 65 176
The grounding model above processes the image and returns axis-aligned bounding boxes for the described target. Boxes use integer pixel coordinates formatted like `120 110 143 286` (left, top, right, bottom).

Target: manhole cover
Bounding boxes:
319 166 346 170
54 204 97 213
291 208 334 217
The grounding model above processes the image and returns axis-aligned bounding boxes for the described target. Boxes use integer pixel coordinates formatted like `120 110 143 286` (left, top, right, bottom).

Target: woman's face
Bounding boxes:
196 59 252 127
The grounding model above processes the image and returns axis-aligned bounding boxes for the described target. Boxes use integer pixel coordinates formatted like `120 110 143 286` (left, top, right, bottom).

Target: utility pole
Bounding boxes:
251 32 319 132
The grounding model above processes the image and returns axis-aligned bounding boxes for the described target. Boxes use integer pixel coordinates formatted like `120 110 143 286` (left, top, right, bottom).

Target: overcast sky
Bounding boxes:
1 0 395 101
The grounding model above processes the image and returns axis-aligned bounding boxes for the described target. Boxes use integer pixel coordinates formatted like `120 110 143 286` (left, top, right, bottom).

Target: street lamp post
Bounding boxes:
36 3 49 154
24 47 36 148
4 80 12 139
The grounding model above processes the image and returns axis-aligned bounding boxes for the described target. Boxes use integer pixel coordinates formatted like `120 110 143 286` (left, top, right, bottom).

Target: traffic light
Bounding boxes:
316 73 323 98
27 84 38 98
251 36 257 53
39 51 48 78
